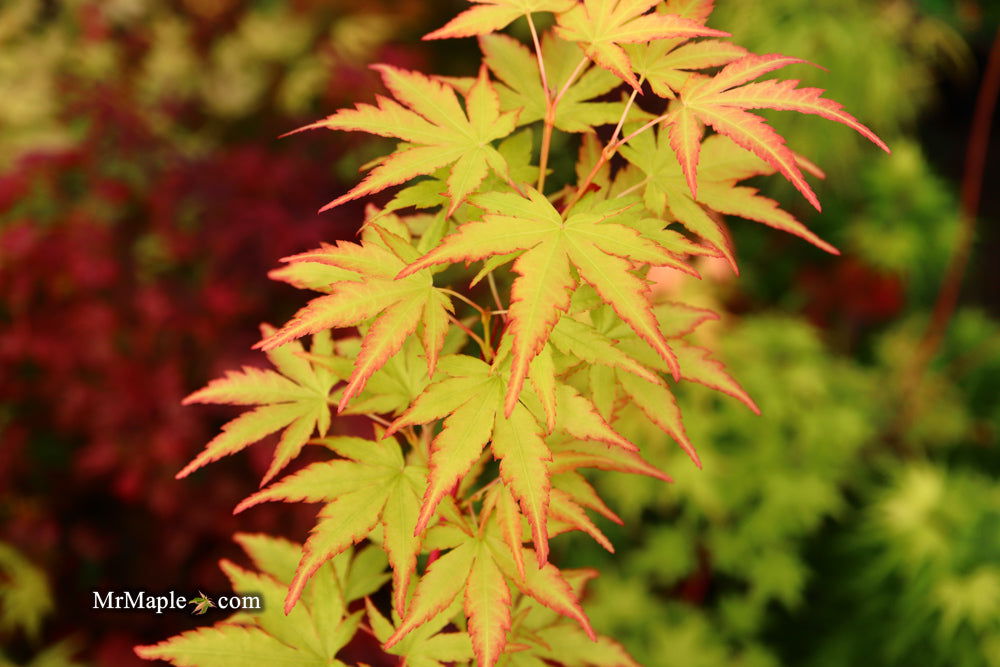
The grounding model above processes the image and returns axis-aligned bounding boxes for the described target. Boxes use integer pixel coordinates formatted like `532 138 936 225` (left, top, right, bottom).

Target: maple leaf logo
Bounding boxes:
188 592 215 616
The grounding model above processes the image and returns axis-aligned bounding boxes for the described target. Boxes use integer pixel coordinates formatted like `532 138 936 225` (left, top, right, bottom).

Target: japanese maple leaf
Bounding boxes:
234 435 426 616
424 0 575 40
502 569 640 666
365 598 473 667
137 534 373 666
291 65 517 216
258 222 453 412
555 0 727 90
188 592 215 616
621 129 838 269
586 301 759 464
670 53 890 210
398 188 692 414
386 355 633 565
479 33 627 133
663 0 716 21
382 522 595 667
178 330 336 486
627 37 746 98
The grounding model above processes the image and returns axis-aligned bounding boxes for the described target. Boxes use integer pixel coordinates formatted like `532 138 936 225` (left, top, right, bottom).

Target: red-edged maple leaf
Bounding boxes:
424 0 576 40
386 355 634 566
365 597 473 666
555 0 727 90
290 65 517 216
502 568 640 666
178 330 336 486
621 129 839 268
574 301 757 465
398 189 693 414
670 53 890 209
258 217 453 412
383 522 595 666
479 33 628 133
628 37 746 98
234 435 425 616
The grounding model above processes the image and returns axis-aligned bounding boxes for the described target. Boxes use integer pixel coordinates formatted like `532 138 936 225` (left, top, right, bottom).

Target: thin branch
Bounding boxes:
538 114 556 192
366 413 393 428
563 145 613 215
553 56 589 106
891 25 1000 440
449 314 490 357
610 85 642 144
487 272 505 313
527 13 550 99
615 177 650 200
539 58 590 192
440 288 489 317
916 25 1000 364
618 110 671 147
564 90 668 216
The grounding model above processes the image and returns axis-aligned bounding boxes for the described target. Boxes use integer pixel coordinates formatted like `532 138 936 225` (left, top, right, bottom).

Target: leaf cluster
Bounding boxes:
143 1 889 665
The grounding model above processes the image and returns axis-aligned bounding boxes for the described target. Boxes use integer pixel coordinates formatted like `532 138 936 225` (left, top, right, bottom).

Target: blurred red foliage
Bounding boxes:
0 2 434 662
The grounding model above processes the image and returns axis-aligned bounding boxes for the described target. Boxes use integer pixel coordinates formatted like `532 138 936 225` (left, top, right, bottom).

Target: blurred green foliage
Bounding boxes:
0 0 409 166
712 0 971 177
551 2 1000 667
0 543 83 667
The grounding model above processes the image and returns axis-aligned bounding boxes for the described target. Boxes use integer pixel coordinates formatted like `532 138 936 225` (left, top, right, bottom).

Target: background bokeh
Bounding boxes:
1 1 998 665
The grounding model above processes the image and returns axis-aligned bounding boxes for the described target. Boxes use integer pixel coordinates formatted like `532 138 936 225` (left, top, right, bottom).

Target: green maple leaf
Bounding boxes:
382 521 595 667
620 129 839 269
579 300 759 465
501 570 639 666
627 37 747 98
233 435 425 617
259 213 454 412
424 0 576 40
479 33 627 133
367 597 474 667
669 53 890 209
555 0 727 90
292 65 518 216
399 188 693 415
0 542 54 640
136 536 379 667
179 330 337 486
386 354 633 566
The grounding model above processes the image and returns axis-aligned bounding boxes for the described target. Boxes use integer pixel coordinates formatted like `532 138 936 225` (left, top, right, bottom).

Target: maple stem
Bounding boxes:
916 26 1000 363
449 314 490 359
616 177 650 200
554 57 589 106
487 272 504 313
440 288 489 317
618 110 671 147
538 112 555 192
500 167 526 197
611 84 642 144
538 57 589 193
564 147 612 215
527 13 549 99
366 414 393 428
530 12 553 193
564 81 659 215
